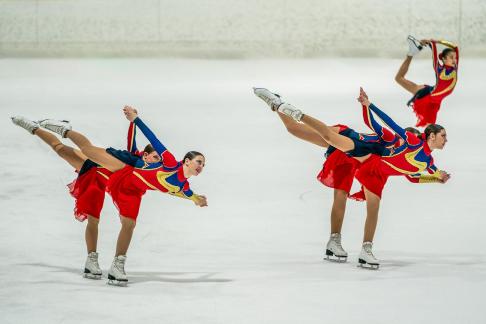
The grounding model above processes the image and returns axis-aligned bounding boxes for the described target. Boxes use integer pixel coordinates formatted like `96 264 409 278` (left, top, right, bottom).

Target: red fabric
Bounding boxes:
411 95 441 127
351 155 389 200
106 165 146 220
67 167 112 222
317 149 360 194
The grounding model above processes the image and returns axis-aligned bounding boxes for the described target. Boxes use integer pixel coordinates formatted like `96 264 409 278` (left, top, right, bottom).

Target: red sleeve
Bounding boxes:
161 151 179 168
431 41 440 76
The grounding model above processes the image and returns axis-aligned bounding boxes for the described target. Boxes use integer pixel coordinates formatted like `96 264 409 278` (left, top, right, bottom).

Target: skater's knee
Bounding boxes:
52 142 65 154
87 215 99 226
120 216 136 230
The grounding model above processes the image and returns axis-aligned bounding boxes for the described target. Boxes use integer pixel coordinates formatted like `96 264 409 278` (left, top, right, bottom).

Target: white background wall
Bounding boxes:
1 0 485 57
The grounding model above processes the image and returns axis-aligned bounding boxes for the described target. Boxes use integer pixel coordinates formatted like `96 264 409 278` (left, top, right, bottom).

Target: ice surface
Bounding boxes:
0 58 485 324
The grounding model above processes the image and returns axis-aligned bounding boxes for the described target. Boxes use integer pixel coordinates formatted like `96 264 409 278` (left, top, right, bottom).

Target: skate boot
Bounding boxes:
277 103 303 122
253 87 282 111
407 35 423 57
325 233 348 262
83 252 102 280
11 116 39 134
38 119 72 138
358 241 380 270
107 255 128 286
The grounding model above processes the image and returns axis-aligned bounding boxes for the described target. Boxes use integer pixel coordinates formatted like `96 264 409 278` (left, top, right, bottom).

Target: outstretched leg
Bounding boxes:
277 112 343 148
64 130 125 172
34 128 86 171
395 56 424 95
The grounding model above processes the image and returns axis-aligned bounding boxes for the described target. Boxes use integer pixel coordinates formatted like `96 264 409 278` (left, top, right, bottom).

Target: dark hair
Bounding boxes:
404 127 421 136
424 124 445 140
439 48 454 61
143 144 155 154
183 151 204 163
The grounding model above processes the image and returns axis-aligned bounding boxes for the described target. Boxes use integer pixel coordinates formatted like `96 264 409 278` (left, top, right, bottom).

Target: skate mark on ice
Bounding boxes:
299 190 313 201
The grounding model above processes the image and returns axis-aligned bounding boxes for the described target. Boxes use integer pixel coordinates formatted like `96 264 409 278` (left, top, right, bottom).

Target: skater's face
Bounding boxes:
429 129 447 150
442 52 457 67
143 151 162 163
184 155 205 177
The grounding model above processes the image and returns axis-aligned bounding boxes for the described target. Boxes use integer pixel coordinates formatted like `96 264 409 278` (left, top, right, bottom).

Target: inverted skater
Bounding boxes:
396 35 459 127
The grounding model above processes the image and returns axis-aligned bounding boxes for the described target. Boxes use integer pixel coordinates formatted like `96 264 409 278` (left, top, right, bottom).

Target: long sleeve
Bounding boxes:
127 122 138 154
133 117 178 168
364 103 408 141
361 104 397 146
168 182 200 202
405 173 442 184
430 41 440 73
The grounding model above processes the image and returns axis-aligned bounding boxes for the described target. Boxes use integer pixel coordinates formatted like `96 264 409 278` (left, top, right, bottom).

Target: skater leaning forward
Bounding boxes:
14 107 207 285
11 114 160 280
254 87 450 269
395 35 459 127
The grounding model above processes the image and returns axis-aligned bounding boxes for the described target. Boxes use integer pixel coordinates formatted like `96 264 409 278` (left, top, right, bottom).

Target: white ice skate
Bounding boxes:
11 116 39 134
107 255 128 286
253 87 282 111
358 241 380 270
38 119 72 138
277 103 303 122
407 35 423 57
325 233 348 262
83 252 102 280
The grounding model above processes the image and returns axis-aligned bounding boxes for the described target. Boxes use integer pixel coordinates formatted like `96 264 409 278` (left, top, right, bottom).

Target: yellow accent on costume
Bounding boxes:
382 148 426 175
96 170 110 180
431 71 457 97
156 170 181 193
132 171 162 192
169 191 199 202
436 40 457 49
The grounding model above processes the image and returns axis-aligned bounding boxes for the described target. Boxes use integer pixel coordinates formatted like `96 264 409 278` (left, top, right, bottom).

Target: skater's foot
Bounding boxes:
358 241 380 270
325 233 348 262
11 116 39 134
107 255 128 286
407 35 423 57
83 251 102 280
253 87 282 111
277 103 303 122
39 119 72 138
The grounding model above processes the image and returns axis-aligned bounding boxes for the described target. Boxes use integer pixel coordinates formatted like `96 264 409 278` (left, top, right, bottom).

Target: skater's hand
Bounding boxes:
194 195 208 207
357 87 370 107
420 39 431 46
123 106 138 122
438 170 451 183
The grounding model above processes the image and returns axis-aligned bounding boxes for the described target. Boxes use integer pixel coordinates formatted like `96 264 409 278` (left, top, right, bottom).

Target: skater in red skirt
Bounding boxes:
11 115 160 279
255 87 450 269
395 35 459 127
38 106 207 285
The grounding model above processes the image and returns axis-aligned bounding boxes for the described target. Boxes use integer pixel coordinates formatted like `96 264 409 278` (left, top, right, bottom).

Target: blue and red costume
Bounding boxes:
67 122 141 221
318 123 400 194
354 103 443 199
106 117 200 220
408 40 459 127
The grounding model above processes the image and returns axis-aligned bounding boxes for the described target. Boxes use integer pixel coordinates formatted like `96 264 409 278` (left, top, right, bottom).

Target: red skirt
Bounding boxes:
351 155 389 201
411 95 441 127
67 165 112 222
317 149 360 194
106 165 146 220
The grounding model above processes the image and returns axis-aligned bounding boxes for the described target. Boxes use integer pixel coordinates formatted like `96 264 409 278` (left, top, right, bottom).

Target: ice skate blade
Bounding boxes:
324 250 347 263
107 274 128 287
107 279 128 287
357 259 379 270
83 273 102 280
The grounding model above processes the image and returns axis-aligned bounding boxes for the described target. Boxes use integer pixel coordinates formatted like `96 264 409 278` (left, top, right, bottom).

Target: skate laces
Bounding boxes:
114 257 126 275
362 243 375 258
88 253 100 269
